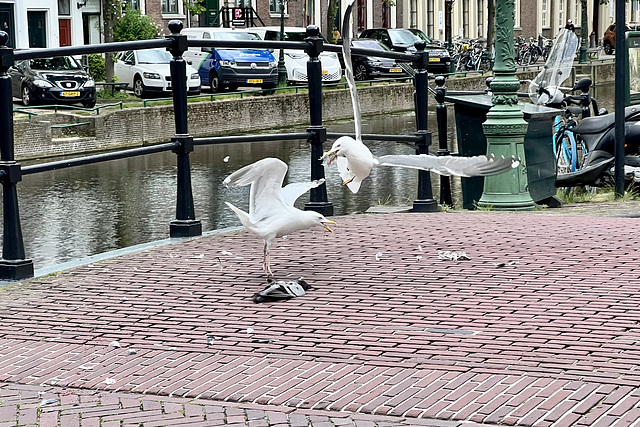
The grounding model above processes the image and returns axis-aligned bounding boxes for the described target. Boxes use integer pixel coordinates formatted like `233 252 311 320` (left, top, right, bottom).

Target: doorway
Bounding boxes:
28 11 47 48
0 3 15 48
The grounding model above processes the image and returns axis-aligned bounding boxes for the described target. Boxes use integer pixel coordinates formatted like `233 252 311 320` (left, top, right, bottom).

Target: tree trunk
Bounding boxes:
102 0 121 83
486 0 495 51
327 0 338 40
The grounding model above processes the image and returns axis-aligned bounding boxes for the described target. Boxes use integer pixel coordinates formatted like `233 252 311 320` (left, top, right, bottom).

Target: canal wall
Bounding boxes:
13 61 614 161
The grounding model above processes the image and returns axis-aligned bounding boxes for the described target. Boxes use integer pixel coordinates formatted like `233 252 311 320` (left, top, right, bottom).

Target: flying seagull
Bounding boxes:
321 1 520 194
224 158 336 277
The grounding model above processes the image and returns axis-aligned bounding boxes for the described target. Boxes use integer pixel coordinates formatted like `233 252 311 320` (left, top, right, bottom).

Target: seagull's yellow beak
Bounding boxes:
322 220 337 233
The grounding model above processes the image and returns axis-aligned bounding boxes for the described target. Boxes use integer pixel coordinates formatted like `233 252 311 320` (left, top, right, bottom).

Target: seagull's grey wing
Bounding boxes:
223 158 289 216
376 154 520 177
342 0 362 142
282 179 325 206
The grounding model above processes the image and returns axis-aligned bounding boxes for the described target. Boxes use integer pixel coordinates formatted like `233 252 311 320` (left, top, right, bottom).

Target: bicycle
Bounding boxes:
553 106 588 174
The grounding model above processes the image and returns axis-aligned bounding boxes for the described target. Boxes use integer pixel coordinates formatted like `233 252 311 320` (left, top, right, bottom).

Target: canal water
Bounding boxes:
15 83 617 271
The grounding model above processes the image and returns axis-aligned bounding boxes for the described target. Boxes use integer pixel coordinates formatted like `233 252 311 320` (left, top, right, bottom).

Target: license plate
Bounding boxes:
428 58 441 62
60 91 80 97
322 70 329 75
389 68 403 73
247 79 263 84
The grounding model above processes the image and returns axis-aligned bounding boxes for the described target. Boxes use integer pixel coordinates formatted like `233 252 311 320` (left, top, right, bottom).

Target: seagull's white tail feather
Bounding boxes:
376 154 519 177
225 201 254 229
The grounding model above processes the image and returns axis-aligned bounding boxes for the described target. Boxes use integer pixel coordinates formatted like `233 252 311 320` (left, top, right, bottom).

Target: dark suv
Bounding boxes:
359 28 450 73
9 56 96 107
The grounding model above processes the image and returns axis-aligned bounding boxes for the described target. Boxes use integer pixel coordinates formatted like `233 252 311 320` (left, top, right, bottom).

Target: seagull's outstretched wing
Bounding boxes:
223 158 289 217
282 179 325 206
376 154 520 177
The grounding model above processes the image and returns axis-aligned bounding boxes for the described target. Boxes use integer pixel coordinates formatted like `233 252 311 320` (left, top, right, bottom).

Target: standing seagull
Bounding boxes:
321 1 520 193
224 158 336 277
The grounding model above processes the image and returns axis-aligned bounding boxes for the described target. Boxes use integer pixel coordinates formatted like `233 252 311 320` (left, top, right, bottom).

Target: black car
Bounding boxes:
359 28 450 73
339 38 409 81
9 56 96 108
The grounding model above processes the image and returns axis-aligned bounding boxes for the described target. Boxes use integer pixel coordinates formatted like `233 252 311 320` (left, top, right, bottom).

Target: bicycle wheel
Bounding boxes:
554 132 573 175
575 139 589 170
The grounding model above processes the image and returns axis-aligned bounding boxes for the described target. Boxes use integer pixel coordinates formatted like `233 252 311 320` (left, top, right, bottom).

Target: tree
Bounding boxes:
102 0 121 82
113 7 160 42
486 0 495 51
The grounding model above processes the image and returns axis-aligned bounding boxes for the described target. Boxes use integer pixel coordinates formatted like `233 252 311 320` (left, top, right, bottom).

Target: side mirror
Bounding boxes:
201 46 213 53
187 60 193 65
125 59 134 65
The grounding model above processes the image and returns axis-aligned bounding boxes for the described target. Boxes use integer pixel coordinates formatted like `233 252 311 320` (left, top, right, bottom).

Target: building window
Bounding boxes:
541 0 547 27
462 0 469 38
357 0 366 30
426 0 434 38
477 0 484 38
270 0 287 15
162 0 178 14
409 0 417 28
58 0 70 16
558 0 564 29
124 0 141 9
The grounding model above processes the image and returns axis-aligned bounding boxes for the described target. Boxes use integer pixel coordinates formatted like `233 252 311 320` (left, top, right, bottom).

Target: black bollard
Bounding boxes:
434 75 453 207
412 41 438 213
0 31 33 280
304 25 333 217
167 21 202 238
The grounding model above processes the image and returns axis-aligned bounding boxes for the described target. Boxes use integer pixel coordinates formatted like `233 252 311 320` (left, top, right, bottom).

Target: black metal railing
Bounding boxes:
0 22 438 281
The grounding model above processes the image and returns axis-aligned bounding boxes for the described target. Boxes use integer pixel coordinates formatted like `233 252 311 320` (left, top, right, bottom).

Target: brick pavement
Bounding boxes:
0 211 639 426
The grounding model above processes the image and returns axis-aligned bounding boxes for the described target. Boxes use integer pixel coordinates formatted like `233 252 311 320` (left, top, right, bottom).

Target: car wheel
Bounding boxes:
82 99 96 108
209 71 220 93
22 85 32 106
353 63 368 81
133 77 146 98
604 41 613 55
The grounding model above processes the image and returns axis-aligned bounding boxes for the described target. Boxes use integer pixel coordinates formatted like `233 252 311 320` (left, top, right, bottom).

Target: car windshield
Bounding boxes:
388 29 420 45
30 56 82 71
214 32 261 41
353 40 385 50
137 49 172 64
409 29 432 44
265 30 328 42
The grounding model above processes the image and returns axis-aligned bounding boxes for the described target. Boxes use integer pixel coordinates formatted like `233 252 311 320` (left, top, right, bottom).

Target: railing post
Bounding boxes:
434 75 453 207
0 32 33 280
412 41 438 213
304 25 333 217
167 20 202 238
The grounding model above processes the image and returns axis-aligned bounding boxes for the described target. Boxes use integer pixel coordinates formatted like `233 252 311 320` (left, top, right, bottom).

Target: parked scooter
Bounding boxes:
527 29 640 187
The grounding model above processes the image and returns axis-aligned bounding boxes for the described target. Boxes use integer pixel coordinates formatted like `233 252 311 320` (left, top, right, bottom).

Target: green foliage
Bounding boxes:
114 7 160 42
87 54 105 82
183 0 206 15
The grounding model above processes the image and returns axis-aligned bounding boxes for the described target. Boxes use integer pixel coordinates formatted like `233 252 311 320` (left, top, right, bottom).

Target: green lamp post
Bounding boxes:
578 0 588 63
277 0 288 86
476 0 536 210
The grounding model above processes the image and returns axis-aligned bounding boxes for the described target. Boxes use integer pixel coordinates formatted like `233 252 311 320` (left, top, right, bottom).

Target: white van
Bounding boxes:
181 27 278 92
248 27 342 85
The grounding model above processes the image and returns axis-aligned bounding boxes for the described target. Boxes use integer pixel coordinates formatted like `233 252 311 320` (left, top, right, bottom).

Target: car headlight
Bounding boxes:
286 52 307 60
143 72 161 79
84 79 95 88
269 60 278 68
190 73 200 80
324 52 338 59
219 60 236 67
32 79 53 88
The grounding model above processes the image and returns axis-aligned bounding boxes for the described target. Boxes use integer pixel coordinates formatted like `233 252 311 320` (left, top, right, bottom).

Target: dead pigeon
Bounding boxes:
253 278 311 303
